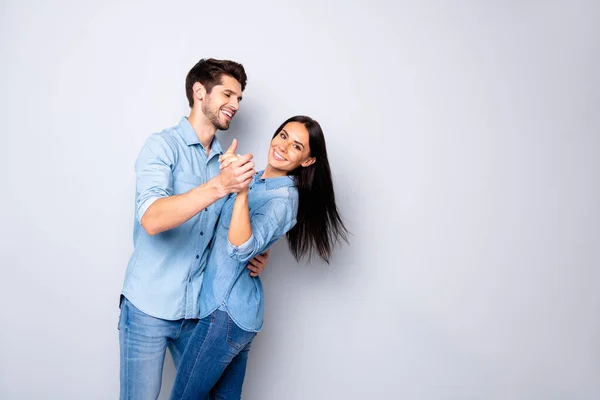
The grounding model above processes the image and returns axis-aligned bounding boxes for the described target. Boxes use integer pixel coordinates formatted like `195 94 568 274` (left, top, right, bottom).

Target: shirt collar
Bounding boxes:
178 117 223 155
254 170 296 190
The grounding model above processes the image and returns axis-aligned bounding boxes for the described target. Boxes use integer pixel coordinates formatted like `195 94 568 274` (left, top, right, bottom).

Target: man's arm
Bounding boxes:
136 136 255 236
141 154 255 236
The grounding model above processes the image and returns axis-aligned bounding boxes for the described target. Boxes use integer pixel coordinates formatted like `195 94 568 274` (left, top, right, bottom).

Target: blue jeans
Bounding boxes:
118 296 198 400
170 309 256 400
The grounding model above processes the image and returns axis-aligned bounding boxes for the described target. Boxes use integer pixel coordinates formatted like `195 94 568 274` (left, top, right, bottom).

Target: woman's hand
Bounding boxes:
219 139 242 170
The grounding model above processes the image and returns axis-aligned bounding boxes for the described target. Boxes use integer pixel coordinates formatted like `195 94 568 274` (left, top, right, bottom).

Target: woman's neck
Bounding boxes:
261 164 287 179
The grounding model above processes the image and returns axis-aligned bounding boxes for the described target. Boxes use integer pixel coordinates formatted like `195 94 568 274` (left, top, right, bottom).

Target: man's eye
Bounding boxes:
224 93 231 97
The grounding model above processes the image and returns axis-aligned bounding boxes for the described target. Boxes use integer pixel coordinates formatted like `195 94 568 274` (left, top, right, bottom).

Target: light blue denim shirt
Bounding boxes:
199 171 298 332
121 117 227 320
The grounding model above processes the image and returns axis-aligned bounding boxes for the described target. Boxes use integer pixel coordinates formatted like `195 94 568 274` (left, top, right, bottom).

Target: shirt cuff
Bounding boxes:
227 234 255 260
137 197 160 222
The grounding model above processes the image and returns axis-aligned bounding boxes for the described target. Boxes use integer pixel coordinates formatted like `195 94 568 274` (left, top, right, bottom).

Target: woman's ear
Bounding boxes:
301 157 316 168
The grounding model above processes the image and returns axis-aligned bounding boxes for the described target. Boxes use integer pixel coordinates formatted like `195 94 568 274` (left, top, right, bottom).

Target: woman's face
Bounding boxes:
268 121 315 173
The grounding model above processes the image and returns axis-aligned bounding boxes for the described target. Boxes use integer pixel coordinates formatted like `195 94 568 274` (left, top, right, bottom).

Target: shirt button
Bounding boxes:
200 231 204 236
196 255 199 259
205 208 208 212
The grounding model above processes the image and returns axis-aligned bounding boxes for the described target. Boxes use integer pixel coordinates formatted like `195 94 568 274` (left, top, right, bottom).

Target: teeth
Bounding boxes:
222 110 232 118
273 150 285 161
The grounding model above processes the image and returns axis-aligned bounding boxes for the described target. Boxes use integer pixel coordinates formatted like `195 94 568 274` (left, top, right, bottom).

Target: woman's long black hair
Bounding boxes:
272 115 349 263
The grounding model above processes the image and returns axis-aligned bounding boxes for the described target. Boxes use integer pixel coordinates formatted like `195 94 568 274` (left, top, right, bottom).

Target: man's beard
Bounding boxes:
203 100 230 131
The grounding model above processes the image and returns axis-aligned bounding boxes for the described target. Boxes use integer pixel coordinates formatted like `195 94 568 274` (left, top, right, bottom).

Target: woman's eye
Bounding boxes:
293 145 300 150
280 132 286 138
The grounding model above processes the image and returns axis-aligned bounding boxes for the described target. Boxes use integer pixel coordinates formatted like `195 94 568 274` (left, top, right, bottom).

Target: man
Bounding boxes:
118 58 268 399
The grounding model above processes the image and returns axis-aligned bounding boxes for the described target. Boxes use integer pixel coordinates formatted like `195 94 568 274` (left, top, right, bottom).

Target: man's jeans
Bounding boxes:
118 296 198 400
169 309 256 400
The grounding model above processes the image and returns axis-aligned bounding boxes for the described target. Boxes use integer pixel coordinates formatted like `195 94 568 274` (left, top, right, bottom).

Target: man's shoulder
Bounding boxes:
142 122 186 156
150 123 182 145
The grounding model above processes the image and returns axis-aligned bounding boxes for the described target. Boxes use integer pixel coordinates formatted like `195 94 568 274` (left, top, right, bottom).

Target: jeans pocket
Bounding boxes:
118 295 127 331
225 315 256 350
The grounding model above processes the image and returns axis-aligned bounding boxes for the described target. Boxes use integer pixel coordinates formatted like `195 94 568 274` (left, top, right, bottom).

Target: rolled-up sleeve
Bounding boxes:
226 199 296 263
135 135 175 222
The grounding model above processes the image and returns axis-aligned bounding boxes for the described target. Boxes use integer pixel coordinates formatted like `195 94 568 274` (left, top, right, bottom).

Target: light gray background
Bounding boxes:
1 0 599 399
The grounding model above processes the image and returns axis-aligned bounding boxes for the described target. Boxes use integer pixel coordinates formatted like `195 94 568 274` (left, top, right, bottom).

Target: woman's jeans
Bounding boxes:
170 309 257 400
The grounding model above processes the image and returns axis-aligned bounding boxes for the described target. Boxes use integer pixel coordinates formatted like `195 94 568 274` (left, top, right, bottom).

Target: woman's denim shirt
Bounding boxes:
199 171 298 332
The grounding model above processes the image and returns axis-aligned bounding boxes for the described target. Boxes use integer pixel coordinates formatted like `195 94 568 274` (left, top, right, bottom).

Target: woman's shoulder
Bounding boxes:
267 185 298 204
250 185 298 217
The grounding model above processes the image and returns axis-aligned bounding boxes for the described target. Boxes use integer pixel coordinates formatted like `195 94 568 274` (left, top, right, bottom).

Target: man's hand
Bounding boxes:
247 250 269 277
216 139 255 194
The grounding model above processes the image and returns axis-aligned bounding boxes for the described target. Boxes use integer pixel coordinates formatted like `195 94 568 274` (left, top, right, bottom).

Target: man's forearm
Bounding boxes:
141 178 226 235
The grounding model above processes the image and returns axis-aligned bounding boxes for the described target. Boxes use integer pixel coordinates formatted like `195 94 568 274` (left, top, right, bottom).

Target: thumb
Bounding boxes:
225 138 238 155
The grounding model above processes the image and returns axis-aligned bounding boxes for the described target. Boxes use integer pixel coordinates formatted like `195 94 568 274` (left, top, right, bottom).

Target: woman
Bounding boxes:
170 115 348 399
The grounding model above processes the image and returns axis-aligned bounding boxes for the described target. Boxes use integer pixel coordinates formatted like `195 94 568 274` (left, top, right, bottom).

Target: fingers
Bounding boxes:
233 176 253 192
224 138 238 156
218 152 256 193
228 157 255 183
247 264 261 273
246 263 261 277
220 150 249 171
219 153 239 170
246 251 269 277
251 253 267 266
238 168 255 183
230 153 253 168
247 256 263 268
220 153 240 162
227 165 254 192
234 161 255 179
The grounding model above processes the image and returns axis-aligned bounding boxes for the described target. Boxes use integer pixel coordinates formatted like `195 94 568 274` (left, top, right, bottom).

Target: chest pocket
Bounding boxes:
210 196 228 218
217 196 235 230
172 172 203 195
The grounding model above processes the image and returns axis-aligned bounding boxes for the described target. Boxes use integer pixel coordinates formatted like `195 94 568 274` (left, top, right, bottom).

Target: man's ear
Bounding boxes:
192 82 206 103
301 157 316 168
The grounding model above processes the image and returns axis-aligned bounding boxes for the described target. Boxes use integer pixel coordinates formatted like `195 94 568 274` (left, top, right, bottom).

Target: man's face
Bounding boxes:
202 74 243 130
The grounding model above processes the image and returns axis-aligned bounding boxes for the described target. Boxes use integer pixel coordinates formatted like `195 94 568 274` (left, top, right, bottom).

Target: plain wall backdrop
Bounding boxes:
1 0 599 399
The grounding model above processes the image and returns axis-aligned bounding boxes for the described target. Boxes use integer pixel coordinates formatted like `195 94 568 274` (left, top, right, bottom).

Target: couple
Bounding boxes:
119 58 348 399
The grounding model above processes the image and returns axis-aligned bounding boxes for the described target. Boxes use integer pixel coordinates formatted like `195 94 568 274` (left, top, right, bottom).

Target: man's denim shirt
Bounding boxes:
121 117 227 320
199 171 298 332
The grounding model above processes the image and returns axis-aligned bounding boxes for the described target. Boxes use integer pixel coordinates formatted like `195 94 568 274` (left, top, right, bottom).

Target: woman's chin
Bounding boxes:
266 162 291 175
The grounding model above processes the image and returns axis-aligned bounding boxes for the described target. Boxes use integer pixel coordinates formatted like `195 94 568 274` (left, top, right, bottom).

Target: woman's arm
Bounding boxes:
226 195 296 263
228 188 252 246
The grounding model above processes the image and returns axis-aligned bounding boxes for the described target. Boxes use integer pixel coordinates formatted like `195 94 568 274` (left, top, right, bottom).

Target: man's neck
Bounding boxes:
188 108 217 152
